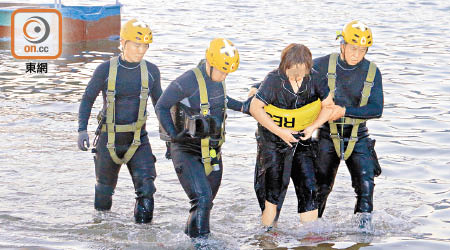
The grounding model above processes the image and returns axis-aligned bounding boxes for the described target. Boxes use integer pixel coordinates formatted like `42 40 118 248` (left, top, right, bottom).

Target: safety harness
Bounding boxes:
101 56 149 165
327 53 376 160
192 67 226 176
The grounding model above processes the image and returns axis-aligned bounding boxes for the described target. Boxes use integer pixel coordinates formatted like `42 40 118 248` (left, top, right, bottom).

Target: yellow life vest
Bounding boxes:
263 99 321 131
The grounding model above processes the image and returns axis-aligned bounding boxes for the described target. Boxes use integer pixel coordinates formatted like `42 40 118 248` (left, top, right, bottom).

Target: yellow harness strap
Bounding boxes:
192 67 226 176
105 56 149 165
328 53 377 160
263 99 321 131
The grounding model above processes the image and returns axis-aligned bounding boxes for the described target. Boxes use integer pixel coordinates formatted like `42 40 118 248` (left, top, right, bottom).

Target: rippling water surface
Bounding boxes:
1 0 450 249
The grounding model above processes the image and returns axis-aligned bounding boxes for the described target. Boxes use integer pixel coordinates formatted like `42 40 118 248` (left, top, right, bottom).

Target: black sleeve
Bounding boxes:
345 68 383 119
78 63 107 132
226 96 243 112
241 96 254 115
155 80 187 138
251 81 262 89
149 65 162 108
315 76 330 101
255 74 275 105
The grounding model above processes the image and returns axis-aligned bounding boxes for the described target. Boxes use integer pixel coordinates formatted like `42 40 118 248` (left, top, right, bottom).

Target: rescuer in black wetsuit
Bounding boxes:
77 19 161 224
249 43 334 228
312 21 383 227
156 38 250 239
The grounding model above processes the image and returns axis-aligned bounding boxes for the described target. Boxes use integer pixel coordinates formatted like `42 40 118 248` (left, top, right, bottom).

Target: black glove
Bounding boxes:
171 129 189 143
77 130 90 151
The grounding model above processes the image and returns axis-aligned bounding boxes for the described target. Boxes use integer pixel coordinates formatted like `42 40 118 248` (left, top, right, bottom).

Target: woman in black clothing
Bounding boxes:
250 43 335 228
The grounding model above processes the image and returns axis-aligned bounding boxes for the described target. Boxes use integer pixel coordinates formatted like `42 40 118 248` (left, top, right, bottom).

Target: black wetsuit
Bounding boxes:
155 60 243 238
254 69 329 219
78 55 162 223
313 54 383 217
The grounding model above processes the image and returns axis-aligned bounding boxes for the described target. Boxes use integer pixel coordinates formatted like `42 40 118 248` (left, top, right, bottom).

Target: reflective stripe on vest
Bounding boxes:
327 53 377 160
192 67 226 176
105 56 149 165
263 99 321 131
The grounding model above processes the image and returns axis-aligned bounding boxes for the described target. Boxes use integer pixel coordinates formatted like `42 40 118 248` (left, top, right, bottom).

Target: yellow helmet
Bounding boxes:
337 20 373 47
120 19 153 44
205 38 239 73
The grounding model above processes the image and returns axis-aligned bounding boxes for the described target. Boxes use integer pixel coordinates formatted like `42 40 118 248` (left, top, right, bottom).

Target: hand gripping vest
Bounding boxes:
327 53 376 160
102 56 149 165
192 68 227 176
263 99 321 131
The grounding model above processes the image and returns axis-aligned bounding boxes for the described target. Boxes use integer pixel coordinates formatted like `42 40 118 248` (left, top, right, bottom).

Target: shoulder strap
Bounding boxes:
192 68 209 116
192 68 213 175
360 62 377 107
327 53 339 98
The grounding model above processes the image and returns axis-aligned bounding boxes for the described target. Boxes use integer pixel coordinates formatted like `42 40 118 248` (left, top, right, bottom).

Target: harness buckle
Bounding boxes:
106 142 115 149
326 72 336 79
361 91 371 98
361 81 374 98
349 136 358 142
140 87 149 99
330 133 340 140
364 81 374 88
200 103 210 115
106 91 115 104
202 156 212 164
131 139 141 146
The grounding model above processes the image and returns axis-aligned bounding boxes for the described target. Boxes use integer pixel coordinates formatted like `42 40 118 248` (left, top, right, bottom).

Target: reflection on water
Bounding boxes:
1 0 450 249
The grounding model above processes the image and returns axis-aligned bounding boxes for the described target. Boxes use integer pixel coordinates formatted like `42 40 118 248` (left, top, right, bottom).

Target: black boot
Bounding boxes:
94 184 114 211
134 197 154 223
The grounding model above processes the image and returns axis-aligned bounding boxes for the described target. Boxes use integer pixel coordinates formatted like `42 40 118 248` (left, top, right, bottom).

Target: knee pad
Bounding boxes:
196 195 213 210
94 183 114 211
134 197 154 224
135 180 156 199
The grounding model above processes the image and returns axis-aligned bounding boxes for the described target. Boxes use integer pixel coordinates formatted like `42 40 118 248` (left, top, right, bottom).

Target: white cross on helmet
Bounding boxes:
133 21 148 28
220 39 236 57
352 21 368 31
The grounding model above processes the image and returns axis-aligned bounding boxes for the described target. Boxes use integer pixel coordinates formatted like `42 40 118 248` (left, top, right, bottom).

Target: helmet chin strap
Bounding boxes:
121 40 130 59
210 66 214 80
340 43 349 65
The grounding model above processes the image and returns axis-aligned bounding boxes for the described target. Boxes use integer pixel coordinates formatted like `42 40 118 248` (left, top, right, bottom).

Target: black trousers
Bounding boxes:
255 139 318 216
93 133 157 211
315 133 380 217
170 143 223 238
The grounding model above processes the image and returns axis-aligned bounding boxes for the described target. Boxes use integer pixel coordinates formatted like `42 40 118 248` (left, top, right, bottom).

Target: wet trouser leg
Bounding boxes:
126 142 157 223
316 136 377 217
94 137 121 210
345 138 376 214
170 143 223 238
315 137 340 218
94 134 157 223
291 147 318 213
263 148 283 207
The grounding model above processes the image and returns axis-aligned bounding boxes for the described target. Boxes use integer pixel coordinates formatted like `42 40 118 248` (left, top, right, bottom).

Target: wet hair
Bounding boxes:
279 43 313 75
